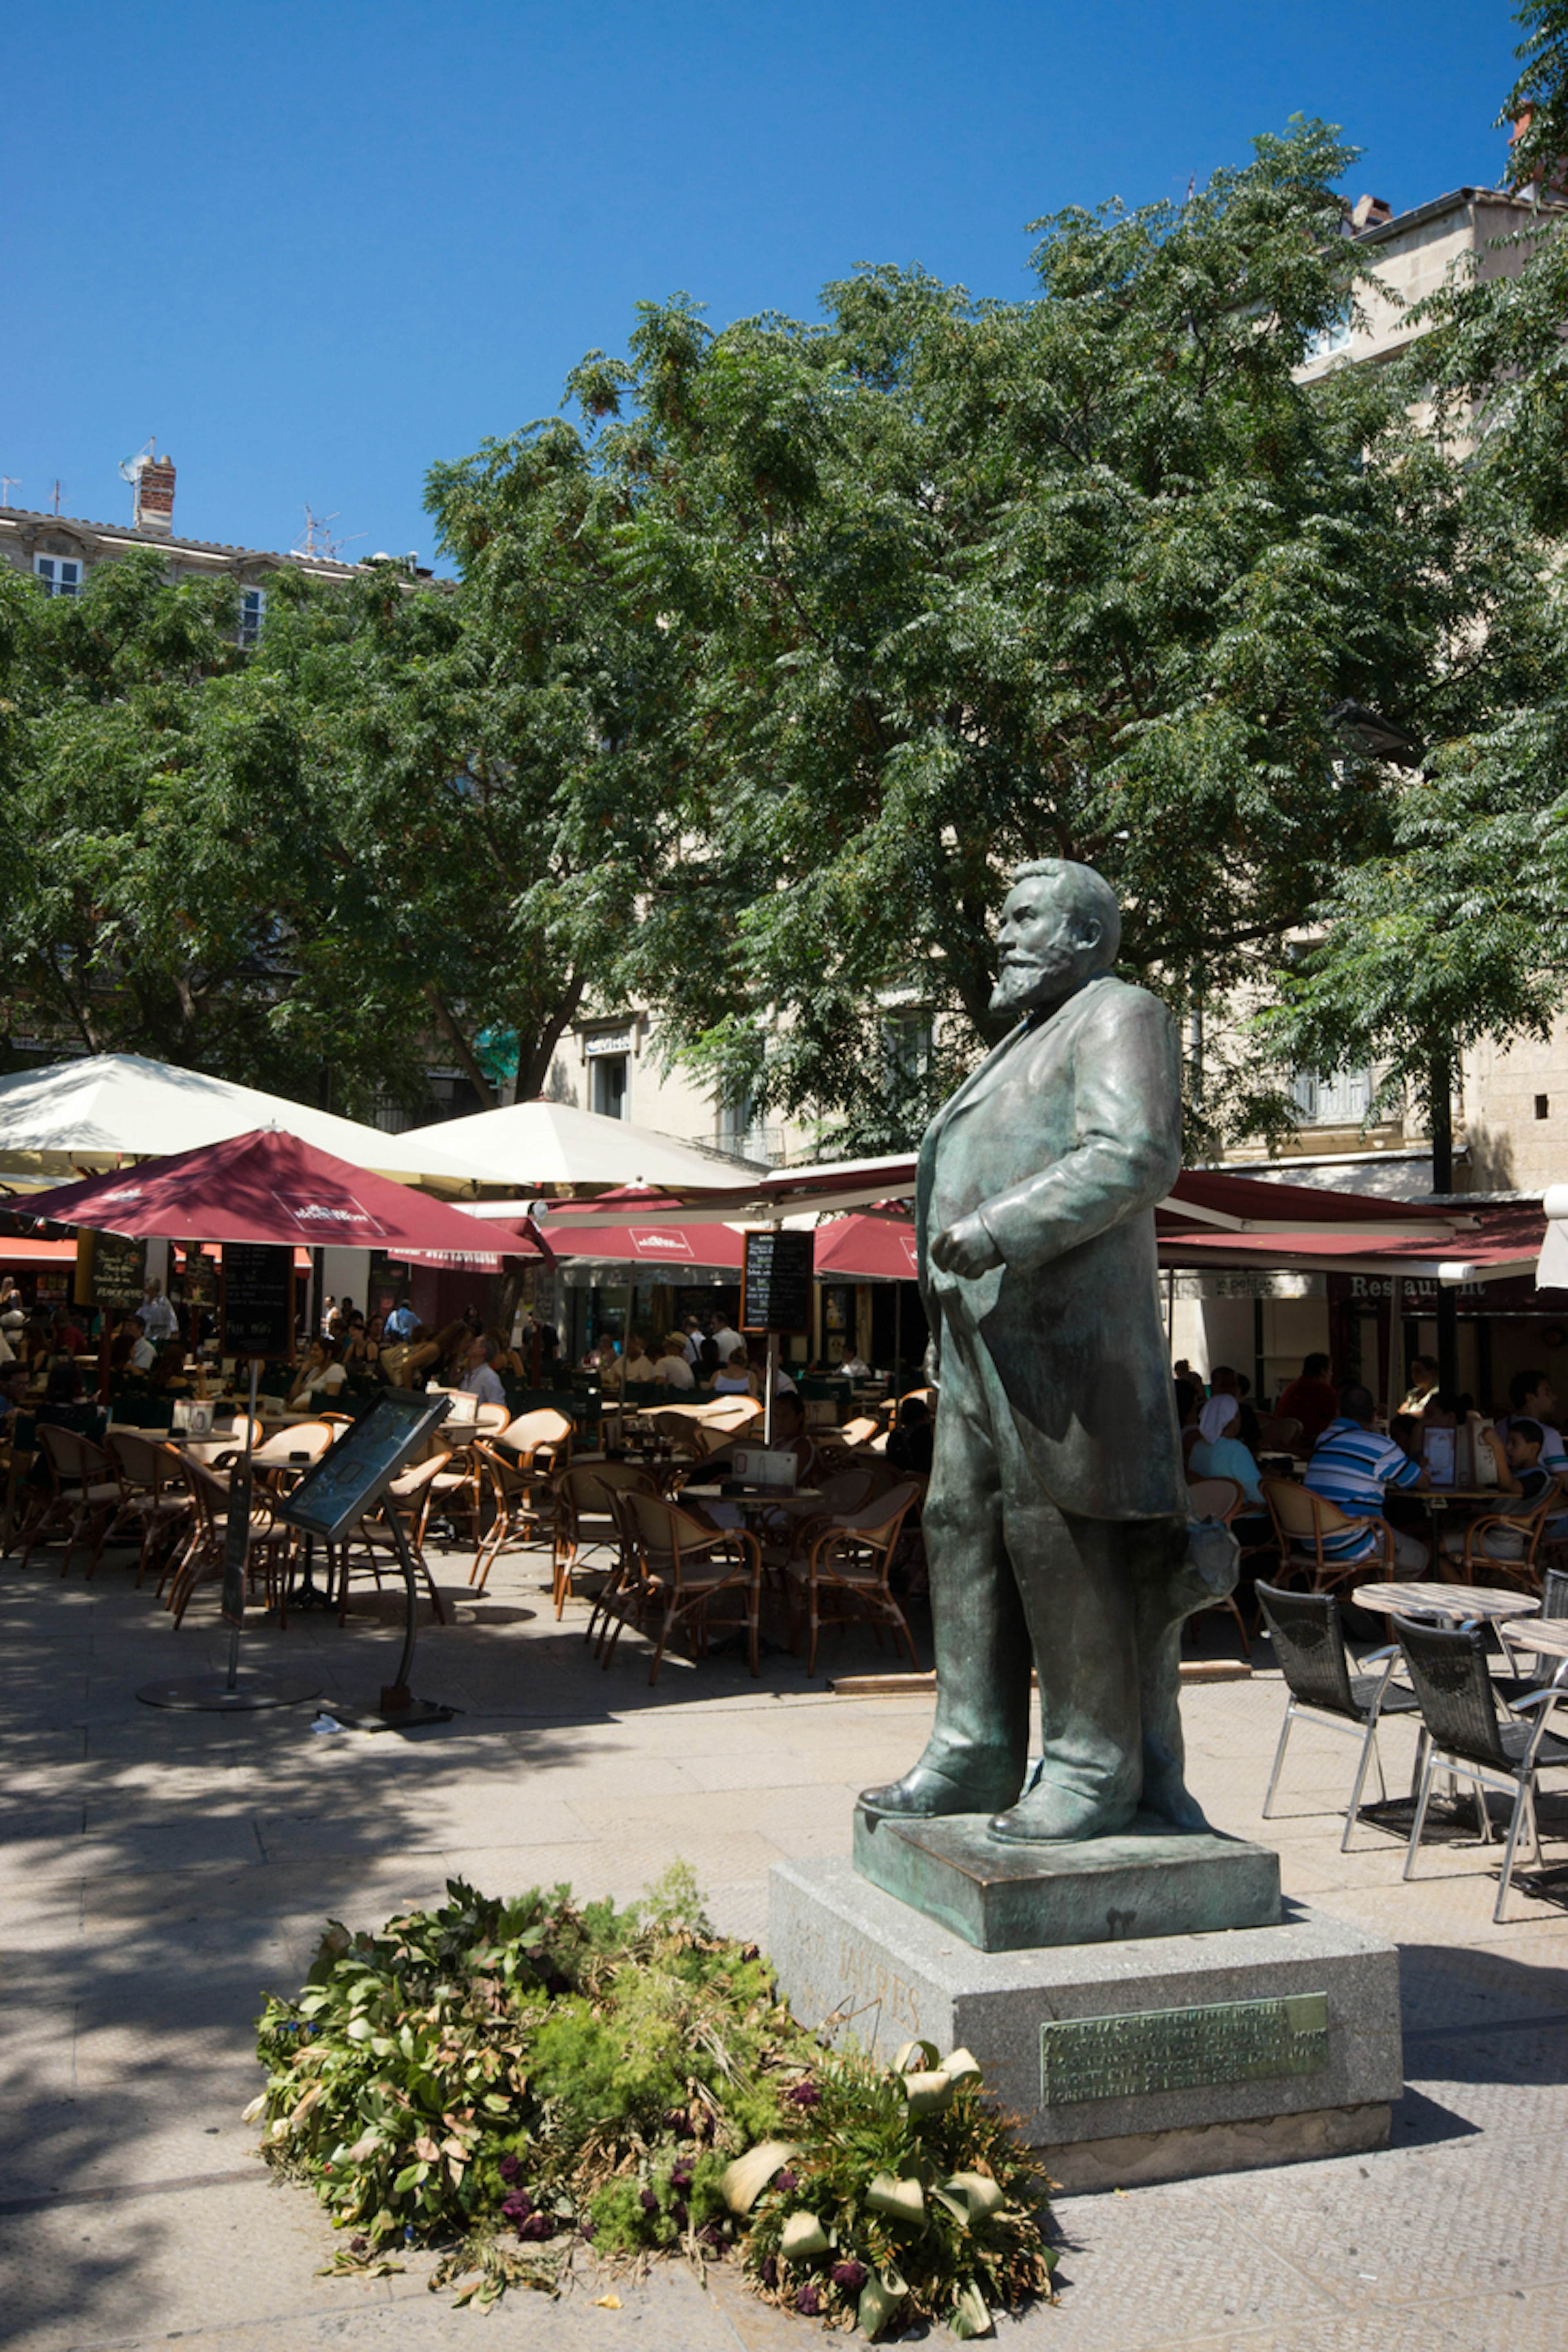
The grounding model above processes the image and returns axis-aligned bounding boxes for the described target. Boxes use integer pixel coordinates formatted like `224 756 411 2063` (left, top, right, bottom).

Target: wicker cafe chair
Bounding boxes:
782 1479 923 1677
165 1457 295 1627
1394 1612 1568 1922
552 1459 658 1617
1261 1477 1393 1594
605 1486 762 1684
585 1484 656 1660
106 1430 191 1587
1442 1488 1556 1594
18 1427 127 1578
1255 1581 1422 1851
467 1409 574 1580
333 1450 453 1625
1186 1476 1253 1658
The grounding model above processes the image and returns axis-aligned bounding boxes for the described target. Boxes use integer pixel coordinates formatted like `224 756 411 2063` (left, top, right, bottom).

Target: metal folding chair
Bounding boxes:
1394 1612 1568 1922
1256 1579 1421 1849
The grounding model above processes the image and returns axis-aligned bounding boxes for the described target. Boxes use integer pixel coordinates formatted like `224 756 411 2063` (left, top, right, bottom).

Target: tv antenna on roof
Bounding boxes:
0 476 18 508
118 435 156 519
292 505 366 561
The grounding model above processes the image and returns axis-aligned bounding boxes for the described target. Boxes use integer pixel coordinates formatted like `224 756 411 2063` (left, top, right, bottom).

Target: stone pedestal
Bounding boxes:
853 1805 1281 1951
768 1858 1402 2191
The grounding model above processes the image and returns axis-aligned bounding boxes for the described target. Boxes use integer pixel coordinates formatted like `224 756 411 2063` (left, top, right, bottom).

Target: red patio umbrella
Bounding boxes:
23 1127 539 1262
813 1214 920 1283
23 1129 535 1718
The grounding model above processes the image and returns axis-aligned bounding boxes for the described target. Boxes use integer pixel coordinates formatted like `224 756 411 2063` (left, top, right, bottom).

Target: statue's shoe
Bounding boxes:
986 1782 1138 1844
859 1759 1020 1818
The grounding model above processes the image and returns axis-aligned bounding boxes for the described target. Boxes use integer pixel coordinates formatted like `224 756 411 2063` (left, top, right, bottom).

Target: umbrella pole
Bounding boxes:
894 1283 902 1396
224 1356 260 1692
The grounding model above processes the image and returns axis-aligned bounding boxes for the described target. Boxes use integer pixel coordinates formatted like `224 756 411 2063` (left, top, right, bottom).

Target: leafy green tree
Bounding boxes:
1268 31 1568 1180
475 120 1494 1153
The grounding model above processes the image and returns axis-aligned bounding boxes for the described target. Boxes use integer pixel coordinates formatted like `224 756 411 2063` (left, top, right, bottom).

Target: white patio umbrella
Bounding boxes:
396 1097 758 1194
0 1054 512 1190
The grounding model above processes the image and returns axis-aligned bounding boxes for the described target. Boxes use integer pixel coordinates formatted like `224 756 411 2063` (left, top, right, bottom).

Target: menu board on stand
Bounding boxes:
221 1243 296 1362
741 1228 815 1442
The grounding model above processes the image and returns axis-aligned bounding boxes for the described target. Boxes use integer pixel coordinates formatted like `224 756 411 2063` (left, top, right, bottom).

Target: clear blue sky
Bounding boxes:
7 1 1521 572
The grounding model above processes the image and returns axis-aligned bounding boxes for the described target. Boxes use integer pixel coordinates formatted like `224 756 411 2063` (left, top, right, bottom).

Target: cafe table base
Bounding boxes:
137 1668 321 1712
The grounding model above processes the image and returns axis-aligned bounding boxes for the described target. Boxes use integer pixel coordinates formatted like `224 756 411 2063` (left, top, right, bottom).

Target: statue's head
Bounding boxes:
990 858 1120 1018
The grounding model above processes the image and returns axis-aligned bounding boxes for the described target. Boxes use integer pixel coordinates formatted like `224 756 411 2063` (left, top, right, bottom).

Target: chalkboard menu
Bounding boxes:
741 1228 815 1334
87 1232 147 1312
222 1244 295 1359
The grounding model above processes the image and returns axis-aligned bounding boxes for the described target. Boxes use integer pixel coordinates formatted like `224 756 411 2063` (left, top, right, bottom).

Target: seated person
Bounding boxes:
651 1335 696 1392
886 1394 935 1477
1304 1383 1429 1573
1441 1419 1561 1562
147 1339 193 1392
1275 1352 1340 1450
456 1333 506 1410
1399 1354 1440 1417
340 1312 382 1381
1188 1392 1264 1507
837 1343 871 1377
1497 1367 1568 1479
688 1393 821 1533
712 1347 754 1396
1389 1412 1422 1463
53 1310 88 1357
617 1334 657 1384
1208 1365 1261 1452
288 1337 348 1409
0 1363 29 1429
27 1363 107 1483
1175 1376 1203 1471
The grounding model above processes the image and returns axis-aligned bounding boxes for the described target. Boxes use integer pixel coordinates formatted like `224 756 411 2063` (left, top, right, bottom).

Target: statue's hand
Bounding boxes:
929 1214 1003 1279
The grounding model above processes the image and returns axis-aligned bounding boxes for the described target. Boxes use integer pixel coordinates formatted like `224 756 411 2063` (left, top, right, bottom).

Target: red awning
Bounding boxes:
1156 1200 1546 1285
0 1236 78 1266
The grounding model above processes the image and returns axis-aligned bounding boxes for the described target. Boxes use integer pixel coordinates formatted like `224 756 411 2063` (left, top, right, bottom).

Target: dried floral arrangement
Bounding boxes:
250 1868 1057 2334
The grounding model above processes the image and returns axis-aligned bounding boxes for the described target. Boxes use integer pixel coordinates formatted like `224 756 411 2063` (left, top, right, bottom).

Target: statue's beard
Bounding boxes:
990 953 1075 1016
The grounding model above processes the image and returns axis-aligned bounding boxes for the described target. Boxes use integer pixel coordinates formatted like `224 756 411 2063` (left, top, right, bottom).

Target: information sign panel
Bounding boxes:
276 1392 450 1545
222 1244 295 1359
741 1229 814 1334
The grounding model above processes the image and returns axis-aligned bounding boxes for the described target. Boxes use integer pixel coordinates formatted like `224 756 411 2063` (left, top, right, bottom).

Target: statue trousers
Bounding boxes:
923 1292 1187 1817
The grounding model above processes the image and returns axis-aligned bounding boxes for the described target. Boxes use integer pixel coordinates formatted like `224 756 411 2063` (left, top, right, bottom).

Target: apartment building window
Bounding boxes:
1304 303 1352 364
238 586 266 648
882 1008 933 1091
1291 1065 1374 1125
33 554 81 597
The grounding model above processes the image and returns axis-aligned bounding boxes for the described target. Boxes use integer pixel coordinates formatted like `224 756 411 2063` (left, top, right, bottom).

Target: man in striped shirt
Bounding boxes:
1304 1384 1430 1572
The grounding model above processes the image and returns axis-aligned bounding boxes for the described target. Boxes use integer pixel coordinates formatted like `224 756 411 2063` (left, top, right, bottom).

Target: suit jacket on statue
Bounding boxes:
917 971 1185 1523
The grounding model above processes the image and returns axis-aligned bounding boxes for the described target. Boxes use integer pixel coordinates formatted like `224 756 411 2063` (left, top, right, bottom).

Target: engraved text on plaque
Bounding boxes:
1040 1992 1330 2105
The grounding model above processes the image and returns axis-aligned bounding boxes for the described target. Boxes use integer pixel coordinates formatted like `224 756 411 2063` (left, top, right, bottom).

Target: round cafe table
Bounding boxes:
1352 1580 1541 1624
1355 1579 1541 1680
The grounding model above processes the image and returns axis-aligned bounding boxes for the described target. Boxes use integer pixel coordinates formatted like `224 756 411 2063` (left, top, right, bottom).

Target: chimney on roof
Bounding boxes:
135 451 176 536
1510 107 1568 199
1350 194 1394 232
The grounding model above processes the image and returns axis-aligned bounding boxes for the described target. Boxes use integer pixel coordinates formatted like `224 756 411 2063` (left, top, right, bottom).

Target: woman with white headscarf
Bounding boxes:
1188 1390 1265 1506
